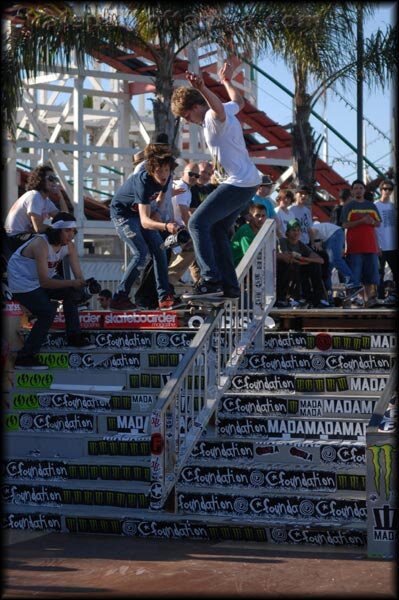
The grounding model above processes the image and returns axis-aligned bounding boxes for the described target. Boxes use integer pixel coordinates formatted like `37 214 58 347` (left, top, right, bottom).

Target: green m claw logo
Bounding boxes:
368 444 396 499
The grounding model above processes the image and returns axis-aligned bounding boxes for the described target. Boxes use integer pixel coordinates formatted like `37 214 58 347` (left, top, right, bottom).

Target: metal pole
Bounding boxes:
357 5 364 181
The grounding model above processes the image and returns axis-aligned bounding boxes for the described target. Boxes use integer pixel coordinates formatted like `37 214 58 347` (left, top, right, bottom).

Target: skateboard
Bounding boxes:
334 286 365 308
179 295 236 315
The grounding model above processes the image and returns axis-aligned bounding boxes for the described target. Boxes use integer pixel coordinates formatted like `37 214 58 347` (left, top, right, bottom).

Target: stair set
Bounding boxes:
3 306 396 559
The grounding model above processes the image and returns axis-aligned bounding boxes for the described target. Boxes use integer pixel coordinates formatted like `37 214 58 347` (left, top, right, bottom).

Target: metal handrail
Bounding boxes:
149 219 276 509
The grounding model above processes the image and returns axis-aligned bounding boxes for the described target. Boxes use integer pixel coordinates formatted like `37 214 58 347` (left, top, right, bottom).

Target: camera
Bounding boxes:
85 277 102 295
74 277 101 306
161 228 190 251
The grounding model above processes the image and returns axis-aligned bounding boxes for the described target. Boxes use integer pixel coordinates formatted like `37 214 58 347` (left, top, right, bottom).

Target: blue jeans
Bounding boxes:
12 283 81 357
346 253 380 286
112 215 170 300
323 229 357 288
188 183 258 292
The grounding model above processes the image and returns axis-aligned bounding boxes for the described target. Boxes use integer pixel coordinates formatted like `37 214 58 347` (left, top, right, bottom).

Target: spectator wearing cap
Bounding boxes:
251 175 276 218
374 180 396 299
97 289 112 310
276 218 329 309
4 164 68 255
7 212 94 370
341 179 381 305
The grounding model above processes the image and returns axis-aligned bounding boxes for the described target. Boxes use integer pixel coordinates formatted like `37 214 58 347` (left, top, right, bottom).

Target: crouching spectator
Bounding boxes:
276 218 329 308
7 212 94 370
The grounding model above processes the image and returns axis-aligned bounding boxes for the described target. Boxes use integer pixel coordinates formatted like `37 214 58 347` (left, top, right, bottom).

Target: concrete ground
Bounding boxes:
2 530 396 599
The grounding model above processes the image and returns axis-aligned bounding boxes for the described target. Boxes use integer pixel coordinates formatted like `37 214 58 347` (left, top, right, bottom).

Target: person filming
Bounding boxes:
7 212 94 370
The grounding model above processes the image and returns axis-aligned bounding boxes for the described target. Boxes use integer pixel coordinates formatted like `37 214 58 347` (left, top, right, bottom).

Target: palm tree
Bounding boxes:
246 2 396 189
2 2 259 147
3 2 395 188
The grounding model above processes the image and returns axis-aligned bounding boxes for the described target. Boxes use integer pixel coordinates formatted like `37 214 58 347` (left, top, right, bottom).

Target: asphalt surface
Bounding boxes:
2 530 396 598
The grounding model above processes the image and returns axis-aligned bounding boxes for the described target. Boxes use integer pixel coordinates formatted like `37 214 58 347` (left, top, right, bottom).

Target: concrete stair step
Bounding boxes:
10 369 173 391
5 432 151 459
2 505 367 552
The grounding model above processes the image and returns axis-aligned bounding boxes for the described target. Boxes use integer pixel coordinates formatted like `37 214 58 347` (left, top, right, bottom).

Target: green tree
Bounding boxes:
2 2 259 147
2 2 395 187
246 2 396 189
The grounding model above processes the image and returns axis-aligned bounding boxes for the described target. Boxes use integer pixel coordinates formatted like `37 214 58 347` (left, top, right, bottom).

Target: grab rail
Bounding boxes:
149 219 276 509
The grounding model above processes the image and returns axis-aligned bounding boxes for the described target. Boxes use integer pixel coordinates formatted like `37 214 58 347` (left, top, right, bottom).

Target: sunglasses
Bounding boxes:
382 187 393 191
186 171 200 178
46 175 59 183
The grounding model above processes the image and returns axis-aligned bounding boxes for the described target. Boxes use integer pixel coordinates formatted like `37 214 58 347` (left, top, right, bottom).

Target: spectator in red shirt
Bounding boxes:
341 179 381 305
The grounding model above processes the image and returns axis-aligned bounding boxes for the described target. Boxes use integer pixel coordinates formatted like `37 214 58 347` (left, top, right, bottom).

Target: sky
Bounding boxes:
254 2 395 185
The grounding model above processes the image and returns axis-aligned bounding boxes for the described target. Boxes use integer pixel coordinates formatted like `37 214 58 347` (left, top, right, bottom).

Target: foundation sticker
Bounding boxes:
242 353 392 373
177 492 367 521
5 412 95 433
68 352 140 369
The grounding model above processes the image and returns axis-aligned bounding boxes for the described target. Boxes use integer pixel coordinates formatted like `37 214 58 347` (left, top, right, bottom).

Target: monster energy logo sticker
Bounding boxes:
148 353 183 368
88 439 150 456
368 444 396 500
129 373 171 389
65 517 122 535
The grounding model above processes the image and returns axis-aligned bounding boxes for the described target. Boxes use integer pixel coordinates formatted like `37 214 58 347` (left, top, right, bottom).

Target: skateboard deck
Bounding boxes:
336 286 365 308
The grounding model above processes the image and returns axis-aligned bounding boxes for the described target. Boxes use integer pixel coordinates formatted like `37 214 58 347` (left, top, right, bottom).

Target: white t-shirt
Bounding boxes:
5 190 58 235
288 204 313 244
203 102 261 187
374 200 397 251
275 207 291 237
171 179 191 226
7 234 69 293
311 221 341 242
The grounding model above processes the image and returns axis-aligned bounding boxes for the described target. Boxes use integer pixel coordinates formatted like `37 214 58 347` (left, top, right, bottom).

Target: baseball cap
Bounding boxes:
259 175 273 186
286 218 301 232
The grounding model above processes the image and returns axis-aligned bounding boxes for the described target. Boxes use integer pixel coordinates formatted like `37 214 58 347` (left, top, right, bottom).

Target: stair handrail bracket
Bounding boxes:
150 220 276 509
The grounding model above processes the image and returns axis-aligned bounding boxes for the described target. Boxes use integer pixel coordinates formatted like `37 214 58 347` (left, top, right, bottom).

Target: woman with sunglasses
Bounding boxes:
171 57 261 299
4 164 68 254
8 212 94 370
